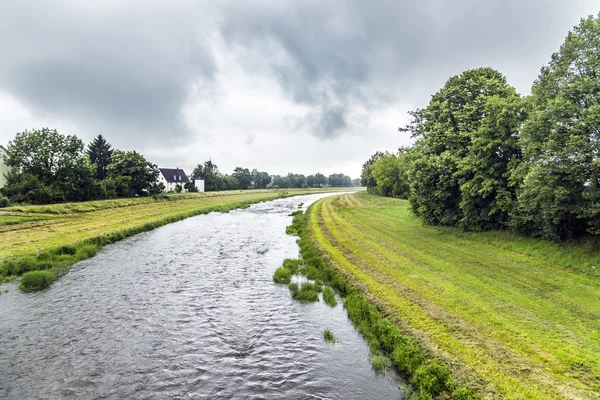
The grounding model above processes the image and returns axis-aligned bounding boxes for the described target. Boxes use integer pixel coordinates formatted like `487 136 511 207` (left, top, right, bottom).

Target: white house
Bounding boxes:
158 168 190 192
0 145 9 189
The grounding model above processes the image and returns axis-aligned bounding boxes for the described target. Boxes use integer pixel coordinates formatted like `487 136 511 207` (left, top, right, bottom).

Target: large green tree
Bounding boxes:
233 167 252 190
86 134 113 180
402 68 522 229
4 128 96 203
361 151 383 187
252 169 271 189
511 13 600 239
107 150 159 196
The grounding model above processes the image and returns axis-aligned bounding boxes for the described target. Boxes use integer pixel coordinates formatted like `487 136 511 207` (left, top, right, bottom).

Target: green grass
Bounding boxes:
322 286 337 307
273 267 292 284
309 192 600 399
0 188 350 291
19 270 55 292
283 205 472 399
323 328 336 343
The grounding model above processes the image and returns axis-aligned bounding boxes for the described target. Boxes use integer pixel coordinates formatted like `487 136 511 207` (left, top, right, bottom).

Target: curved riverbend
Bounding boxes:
0 193 403 399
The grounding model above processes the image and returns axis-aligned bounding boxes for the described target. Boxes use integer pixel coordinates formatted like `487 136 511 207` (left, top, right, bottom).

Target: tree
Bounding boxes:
4 128 96 204
361 151 383 187
314 173 327 187
369 149 412 199
352 178 361 187
287 173 306 188
86 134 113 180
252 170 271 189
328 173 352 187
192 160 223 191
272 175 290 188
306 175 316 187
402 68 522 229
233 167 252 189
107 150 159 196
510 13 600 239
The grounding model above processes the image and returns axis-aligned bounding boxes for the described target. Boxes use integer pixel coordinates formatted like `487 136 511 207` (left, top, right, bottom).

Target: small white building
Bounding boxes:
0 145 9 189
158 168 190 192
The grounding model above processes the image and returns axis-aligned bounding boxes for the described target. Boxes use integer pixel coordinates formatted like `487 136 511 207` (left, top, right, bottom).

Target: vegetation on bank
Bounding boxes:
273 203 473 400
0 130 359 207
311 192 600 399
362 13 600 241
0 188 346 291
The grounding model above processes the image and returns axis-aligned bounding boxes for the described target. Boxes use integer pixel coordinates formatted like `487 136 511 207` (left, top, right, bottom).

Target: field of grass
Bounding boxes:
0 188 348 287
309 192 600 399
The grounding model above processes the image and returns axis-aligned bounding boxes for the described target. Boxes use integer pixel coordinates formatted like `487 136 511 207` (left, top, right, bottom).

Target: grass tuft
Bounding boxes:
322 286 337 306
273 267 292 284
19 270 55 292
323 328 336 343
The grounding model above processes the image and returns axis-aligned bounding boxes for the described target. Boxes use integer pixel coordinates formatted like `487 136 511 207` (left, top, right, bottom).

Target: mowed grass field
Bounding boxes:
0 188 343 261
310 192 600 399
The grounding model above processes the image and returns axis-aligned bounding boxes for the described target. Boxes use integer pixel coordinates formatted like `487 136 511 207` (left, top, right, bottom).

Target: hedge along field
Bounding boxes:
310 192 600 399
0 188 346 289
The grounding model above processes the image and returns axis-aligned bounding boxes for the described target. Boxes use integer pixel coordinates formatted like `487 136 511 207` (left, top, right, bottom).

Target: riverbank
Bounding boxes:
0 188 353 289
309 192 600 399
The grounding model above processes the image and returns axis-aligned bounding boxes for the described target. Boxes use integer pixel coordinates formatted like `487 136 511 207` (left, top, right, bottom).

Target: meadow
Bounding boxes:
0 188 344 289
309 192 600 399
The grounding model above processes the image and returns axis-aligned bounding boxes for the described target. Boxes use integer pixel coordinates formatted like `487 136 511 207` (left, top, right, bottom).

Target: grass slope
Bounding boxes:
309 192 600 399
0 188 348 288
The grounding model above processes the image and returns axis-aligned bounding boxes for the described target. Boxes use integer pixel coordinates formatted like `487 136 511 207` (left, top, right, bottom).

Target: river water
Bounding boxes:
0 193 402 399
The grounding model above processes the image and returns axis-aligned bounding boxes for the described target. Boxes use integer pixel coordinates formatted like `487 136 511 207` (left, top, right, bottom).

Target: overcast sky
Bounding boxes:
0 1 598 178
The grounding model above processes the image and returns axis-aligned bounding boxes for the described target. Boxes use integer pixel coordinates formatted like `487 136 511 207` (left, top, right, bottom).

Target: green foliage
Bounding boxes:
273 267 292 284
361 151 383 187
371 354 392 374
86 134 113 180
19 270 55 292
233 167 252 189
192 160 223 191
323 329 336 343
368 148 412 199
4 128 98 204
511 13 600 240
410 360 451 397
0 194 10 208
291 281 320 303
107 150 159 196
327 173 352 187
251 169 272 189
403 68 523 230
322 286 337 307
282 258 300 274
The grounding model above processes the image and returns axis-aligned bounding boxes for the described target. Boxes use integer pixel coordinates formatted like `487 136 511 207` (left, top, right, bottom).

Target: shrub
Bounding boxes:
371 354 392 375
323 328 336 343
410 360 450 396
56 244 77 255
322 286 337 307
273 267 292 284
291 282 319 303
19 270 55 292
0 194 11 208
282 258 300 274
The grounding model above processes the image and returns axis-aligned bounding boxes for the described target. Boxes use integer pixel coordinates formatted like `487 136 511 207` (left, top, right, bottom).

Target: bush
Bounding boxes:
291 282 319 303
282 258 300 274
19 270 55 292
322 286 337 306
56 244 77 255
273 267 292 284
0 194 11 208
410 360 450 396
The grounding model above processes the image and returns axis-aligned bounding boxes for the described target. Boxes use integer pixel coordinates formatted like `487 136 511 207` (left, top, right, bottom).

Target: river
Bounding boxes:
0 193 402 399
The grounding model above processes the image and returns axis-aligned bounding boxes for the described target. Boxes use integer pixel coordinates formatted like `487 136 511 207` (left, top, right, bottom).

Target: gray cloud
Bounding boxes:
0 0 598 173
0 0 216 143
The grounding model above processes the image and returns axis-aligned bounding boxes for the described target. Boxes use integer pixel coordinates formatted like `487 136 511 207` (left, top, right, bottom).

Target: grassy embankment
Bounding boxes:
310 192 600 399
0 188 347 291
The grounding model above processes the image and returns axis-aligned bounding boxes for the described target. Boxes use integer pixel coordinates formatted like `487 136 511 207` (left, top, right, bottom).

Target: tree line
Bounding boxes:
0 129 358 206
190 160 357 191
362 14 600 241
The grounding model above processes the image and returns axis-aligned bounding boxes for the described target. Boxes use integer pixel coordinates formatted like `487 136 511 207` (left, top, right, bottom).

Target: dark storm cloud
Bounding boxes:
0 0 597 143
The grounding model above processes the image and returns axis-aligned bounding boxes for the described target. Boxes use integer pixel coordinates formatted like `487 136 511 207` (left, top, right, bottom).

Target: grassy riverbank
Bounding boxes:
0 188 350 289
309 192 600 399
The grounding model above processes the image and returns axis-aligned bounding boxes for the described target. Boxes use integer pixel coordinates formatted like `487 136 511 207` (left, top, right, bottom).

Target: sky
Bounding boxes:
0 1 598 178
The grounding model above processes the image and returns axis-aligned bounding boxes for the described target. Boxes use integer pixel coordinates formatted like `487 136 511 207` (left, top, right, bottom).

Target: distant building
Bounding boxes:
158 168 190 192
0 145 9 189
